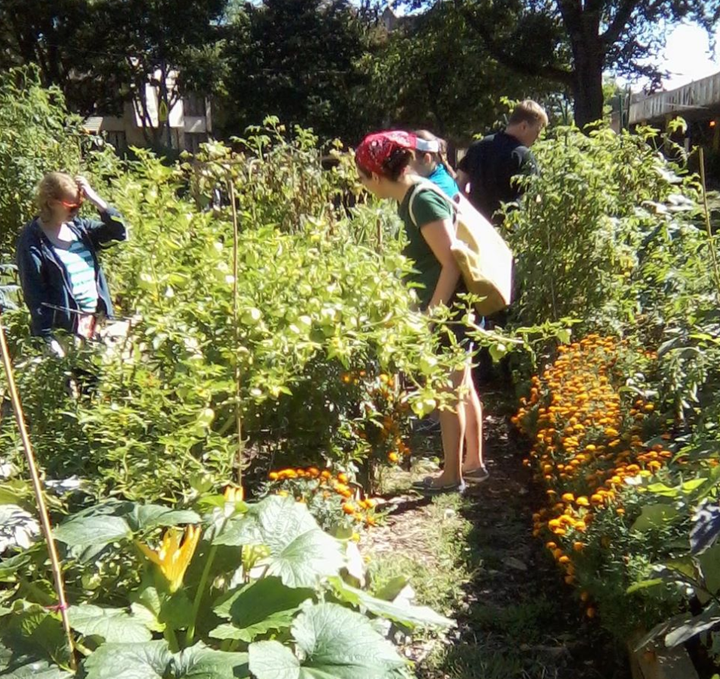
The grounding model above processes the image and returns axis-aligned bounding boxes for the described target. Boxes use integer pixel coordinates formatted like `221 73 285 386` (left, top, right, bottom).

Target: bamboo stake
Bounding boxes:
0 313 75 669
698 147 720 296
228 179 244 486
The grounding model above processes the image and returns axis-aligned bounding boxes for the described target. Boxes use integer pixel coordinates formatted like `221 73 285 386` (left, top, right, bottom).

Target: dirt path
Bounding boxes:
363 407 633 679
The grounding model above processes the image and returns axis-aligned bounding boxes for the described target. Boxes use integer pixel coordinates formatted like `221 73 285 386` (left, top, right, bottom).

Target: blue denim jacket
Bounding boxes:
16 207 127 338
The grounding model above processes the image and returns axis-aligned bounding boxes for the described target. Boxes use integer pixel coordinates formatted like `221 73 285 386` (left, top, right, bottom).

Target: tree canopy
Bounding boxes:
456 0 720 126
2 0 718 142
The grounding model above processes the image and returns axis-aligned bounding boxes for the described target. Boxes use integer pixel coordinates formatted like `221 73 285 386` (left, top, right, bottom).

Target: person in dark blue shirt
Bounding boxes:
457 100 547 225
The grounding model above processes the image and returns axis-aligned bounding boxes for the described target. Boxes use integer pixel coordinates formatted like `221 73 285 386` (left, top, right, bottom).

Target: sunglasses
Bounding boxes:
59 193 85 210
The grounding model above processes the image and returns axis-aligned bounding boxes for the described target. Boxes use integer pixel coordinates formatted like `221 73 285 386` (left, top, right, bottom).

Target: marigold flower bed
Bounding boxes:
513 334 672 620
266 465 380 532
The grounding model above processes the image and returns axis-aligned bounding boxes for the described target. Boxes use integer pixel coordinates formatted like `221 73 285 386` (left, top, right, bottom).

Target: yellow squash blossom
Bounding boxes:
137 525 201 593
223 485 245 502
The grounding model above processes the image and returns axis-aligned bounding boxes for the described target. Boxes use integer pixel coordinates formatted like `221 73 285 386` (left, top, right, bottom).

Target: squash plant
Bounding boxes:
0 493 452 678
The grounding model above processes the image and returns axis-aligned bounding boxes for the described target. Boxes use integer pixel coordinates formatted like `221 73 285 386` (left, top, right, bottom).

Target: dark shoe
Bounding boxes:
413 477 466 495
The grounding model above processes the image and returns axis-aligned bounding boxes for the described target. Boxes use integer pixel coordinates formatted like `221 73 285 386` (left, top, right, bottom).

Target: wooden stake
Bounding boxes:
228 179 244 485
0 313 75 669
699 146 720 296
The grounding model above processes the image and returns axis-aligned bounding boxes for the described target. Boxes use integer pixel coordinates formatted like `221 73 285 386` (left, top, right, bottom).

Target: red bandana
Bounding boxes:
355 131 417 177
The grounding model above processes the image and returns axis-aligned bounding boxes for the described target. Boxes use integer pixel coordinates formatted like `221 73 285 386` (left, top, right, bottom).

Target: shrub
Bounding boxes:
0 66 91 256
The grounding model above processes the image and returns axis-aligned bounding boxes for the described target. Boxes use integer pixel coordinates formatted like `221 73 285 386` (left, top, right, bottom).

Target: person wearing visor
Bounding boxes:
409 130 460 200
355 131 487 494
16 172 127 353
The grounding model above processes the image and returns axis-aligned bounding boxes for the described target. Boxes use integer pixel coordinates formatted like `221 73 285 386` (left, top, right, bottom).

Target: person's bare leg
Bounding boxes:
427 370 465 486
461 365 484 472
437 411 463 485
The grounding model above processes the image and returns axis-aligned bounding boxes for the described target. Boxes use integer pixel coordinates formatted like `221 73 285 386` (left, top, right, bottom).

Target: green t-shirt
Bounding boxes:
397 185 453 309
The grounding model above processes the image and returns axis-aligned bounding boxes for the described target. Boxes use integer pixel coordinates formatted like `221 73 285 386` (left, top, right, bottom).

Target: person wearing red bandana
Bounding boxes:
355 131 487 494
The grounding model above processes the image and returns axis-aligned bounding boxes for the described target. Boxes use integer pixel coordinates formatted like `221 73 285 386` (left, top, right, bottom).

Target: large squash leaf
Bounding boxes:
172 644 248 679
249 603 407 679
328 576 454 630
82 641 172 679
68 604 152 643
0 643 71 679
213 497 344 588
212 576 313 642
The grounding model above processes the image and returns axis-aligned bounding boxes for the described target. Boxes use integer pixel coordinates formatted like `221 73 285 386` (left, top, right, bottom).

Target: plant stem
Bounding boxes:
185 544 218 646
165 625 180 653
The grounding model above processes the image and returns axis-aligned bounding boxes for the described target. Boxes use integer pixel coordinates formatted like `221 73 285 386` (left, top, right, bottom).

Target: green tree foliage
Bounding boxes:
455 0 719 127
0 66 86 256
219 0 371 143
365 3 561 143
0 0 227 145
0 0 87 100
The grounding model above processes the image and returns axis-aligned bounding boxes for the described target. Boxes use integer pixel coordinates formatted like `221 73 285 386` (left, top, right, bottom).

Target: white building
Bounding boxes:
83 79 212 154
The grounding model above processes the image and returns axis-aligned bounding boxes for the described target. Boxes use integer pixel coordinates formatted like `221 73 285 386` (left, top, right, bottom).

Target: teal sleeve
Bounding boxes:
413 190 452 228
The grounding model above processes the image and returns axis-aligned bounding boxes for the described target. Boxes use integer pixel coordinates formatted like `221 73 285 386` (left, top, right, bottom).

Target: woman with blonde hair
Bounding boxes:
355 131 487 493
16 172 127 347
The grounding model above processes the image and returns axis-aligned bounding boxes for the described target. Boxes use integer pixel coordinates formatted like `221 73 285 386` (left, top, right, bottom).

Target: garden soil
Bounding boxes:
363 403 632 679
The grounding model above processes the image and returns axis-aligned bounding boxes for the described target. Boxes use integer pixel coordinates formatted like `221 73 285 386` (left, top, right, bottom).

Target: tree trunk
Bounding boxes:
569 29 605 128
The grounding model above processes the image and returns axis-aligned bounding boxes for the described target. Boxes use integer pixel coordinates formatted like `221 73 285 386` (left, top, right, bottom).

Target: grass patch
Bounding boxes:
368 493 475 615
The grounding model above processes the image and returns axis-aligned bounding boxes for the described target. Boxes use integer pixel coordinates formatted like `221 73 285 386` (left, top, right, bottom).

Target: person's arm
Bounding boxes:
516 147 539 177
456 143 480 198
421 219 461 310
75 176 128 248
16 242 55 340
456 169 471 196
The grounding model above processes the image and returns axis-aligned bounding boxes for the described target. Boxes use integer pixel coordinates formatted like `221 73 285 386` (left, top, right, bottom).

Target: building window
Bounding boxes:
184 94 206 117
105 131 128 155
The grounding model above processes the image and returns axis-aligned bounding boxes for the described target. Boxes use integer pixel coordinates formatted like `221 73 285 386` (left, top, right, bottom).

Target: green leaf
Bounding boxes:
681 478 707 493
0 642 72 678
665 604 720 648
212 577 313 642
54 515 131 549
0 658 71 679
126 506 201 533
0 552 32 581
4 606 71 668
328 577 454 629
207 624 245 641
645 483 678 498
249 603 407 679
212 514 263 548
626 578 665 594
82 641 172 679
266 526 345 589
68 604 152 643
631 504 679 532
373 576 408 602
247 641 299 679
172 644 249 679
214 497 344 588
698 545 720 596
